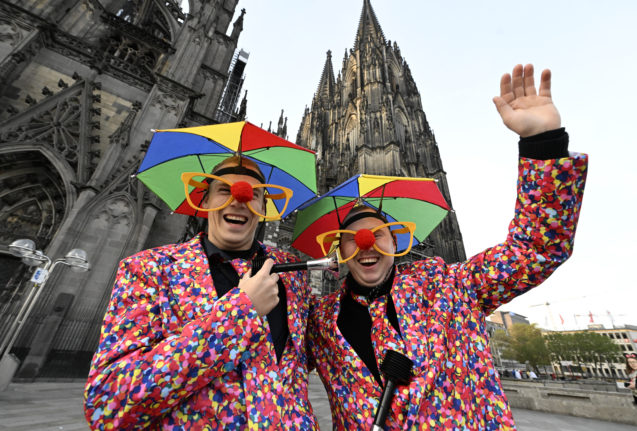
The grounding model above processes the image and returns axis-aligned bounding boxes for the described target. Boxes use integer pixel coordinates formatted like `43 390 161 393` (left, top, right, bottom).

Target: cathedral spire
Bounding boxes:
231 8 246 41
354 0 386 49
315 50 335 103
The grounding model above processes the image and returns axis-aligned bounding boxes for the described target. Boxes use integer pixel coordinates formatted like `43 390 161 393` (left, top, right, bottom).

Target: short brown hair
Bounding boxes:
340 204 388 229
211 155 265 181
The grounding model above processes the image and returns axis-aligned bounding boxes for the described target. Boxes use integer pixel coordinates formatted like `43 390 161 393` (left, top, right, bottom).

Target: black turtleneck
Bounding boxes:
337 267 401 386
201 235 289 362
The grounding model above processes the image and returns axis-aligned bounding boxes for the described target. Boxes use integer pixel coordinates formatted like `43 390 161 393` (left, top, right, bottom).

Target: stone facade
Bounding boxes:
292 0 466 293
0 0 246 379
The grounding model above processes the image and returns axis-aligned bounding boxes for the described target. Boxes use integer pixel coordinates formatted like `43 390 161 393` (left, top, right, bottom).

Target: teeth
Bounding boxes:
225 215 248 223
227 215 247 221
359 257 378 264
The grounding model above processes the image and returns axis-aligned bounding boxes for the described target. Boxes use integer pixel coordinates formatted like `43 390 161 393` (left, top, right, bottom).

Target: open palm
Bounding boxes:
493 64 561 137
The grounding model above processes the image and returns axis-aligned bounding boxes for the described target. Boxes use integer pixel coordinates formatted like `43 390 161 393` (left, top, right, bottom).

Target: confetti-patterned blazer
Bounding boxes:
84 235 318 430
308 155 588 430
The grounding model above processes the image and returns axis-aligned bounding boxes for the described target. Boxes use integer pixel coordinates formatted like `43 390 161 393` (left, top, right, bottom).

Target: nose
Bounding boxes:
354 229 375 250
231 181 253 203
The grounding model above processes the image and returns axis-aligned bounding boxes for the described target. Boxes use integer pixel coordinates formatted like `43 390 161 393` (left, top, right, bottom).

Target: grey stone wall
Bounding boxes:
502 379 637 426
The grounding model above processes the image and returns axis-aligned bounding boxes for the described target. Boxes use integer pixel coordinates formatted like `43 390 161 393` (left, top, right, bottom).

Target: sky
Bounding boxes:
204 0 636 331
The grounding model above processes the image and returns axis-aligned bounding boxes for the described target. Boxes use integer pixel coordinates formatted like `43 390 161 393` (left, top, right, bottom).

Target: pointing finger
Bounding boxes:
523 64 537 96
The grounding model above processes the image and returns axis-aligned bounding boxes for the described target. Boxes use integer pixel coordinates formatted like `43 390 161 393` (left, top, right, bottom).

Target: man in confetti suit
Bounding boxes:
307 64 588 429
84 156 318 429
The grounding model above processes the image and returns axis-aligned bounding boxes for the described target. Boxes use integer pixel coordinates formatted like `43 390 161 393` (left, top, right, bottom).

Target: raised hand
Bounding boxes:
493 64 561 137
239 258 280 316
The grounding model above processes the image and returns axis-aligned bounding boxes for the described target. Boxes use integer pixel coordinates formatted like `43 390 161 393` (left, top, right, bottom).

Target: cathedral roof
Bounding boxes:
353 0 386 49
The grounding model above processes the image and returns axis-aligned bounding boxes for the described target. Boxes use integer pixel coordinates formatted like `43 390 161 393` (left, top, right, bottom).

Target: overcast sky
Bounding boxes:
209 0 635 330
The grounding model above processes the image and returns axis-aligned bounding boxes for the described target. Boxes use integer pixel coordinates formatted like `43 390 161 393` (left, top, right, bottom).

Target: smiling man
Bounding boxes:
84 156 319 430
307 64 588 430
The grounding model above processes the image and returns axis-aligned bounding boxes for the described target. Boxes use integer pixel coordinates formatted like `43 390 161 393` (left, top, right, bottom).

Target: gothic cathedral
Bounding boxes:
296 0 465 265
0 0 465 381
0 0 247 379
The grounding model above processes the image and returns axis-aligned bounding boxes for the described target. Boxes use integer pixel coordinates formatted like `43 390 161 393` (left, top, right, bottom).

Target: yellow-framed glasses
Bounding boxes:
180 172 293 221
315 221 416 263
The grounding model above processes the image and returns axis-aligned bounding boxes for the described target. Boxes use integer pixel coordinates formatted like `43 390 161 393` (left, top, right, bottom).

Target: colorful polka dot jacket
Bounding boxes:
84 236 318 430
307 154 588 430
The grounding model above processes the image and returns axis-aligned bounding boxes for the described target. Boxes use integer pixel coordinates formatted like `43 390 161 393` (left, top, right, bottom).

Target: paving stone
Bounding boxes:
1 377 635 430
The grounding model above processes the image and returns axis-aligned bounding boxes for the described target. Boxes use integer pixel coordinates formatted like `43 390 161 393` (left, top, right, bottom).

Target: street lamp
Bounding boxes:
8 239 48 267
0 239 90 390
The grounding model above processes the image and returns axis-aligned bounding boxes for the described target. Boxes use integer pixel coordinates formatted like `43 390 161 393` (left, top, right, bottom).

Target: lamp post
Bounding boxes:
0 239 90 391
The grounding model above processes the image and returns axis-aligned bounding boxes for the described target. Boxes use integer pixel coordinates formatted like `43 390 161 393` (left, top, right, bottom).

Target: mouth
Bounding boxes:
357 256 379 267
223 214 248 225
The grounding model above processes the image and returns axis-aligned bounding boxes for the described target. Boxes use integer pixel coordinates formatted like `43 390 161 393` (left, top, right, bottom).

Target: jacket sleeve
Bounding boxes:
83 254 266 430
455 153 588 314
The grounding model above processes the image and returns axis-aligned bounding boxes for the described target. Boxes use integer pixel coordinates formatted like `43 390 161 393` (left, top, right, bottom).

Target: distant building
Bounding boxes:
488 310 531 331
486 311 532 372
551 325 637 379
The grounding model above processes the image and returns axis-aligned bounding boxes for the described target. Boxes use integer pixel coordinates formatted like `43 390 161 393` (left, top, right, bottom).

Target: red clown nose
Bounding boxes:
231 181 254 203
354 229 375 250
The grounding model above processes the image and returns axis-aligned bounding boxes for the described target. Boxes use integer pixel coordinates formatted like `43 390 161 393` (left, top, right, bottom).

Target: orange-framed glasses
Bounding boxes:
315 221 416 263
180 172 293 221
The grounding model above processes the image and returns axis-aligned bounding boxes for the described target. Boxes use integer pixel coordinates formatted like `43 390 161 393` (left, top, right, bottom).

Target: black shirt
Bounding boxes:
337 268 400 386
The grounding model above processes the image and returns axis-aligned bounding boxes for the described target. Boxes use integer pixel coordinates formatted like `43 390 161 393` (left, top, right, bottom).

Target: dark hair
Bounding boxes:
340 204 388 229
211 155 265 182
625 354 637 372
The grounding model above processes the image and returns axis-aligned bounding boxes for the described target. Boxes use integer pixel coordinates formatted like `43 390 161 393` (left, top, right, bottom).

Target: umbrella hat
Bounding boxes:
137 121 317 219
292 174 450 259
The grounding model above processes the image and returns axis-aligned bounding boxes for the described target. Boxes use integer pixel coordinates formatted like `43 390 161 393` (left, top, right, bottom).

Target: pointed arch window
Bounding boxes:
344 115 358 153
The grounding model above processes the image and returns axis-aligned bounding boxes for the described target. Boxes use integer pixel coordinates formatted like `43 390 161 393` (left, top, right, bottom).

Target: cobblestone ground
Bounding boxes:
0 374 635 430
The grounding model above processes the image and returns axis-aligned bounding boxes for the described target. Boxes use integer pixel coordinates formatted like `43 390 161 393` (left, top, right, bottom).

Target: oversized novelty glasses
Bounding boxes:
315 221 416 263
180 172 293 221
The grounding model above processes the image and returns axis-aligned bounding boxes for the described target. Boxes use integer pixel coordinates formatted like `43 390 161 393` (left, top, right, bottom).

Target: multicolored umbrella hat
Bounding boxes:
136 121 317 220
291 174 450 259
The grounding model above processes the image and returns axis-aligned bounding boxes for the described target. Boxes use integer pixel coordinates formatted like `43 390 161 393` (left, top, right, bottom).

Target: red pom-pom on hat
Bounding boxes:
354 229 375 250
231 181 254 203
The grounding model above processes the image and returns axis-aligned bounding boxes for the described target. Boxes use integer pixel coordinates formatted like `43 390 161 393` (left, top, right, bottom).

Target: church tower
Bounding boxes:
0 0 247 379
296 0 465 266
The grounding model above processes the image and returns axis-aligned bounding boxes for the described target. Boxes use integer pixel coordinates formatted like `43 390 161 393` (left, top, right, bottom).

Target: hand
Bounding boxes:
629 381 636 390
238 258 280 316
493 64 561 137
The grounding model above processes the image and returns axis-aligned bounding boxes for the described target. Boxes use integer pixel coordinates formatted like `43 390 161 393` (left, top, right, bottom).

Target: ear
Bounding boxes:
200 191 210 209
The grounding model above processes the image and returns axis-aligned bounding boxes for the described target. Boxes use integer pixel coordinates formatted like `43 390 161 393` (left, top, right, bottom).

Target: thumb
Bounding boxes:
492 96 513 118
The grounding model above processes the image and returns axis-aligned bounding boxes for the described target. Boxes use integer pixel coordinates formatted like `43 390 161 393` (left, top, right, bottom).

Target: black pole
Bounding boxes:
371 350 413 430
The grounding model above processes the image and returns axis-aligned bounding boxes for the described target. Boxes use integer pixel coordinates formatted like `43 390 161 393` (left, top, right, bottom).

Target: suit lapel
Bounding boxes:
392 273 450 428
329 290 379 395
163 236 216 327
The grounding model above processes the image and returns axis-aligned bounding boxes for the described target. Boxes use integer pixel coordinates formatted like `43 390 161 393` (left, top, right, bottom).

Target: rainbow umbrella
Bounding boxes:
291 174 450 258
136 121 317 219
